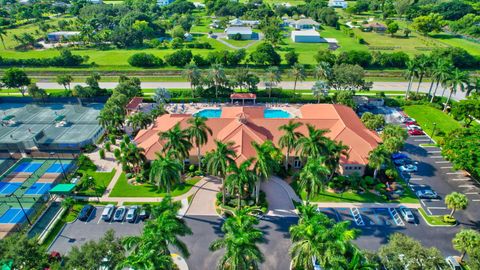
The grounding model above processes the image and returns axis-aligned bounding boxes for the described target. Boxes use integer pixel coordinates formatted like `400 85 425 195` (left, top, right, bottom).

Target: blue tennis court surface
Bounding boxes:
0 182 21 195
25 183 53 195
46 162 72 173
13 161 43 173
0 208 33 224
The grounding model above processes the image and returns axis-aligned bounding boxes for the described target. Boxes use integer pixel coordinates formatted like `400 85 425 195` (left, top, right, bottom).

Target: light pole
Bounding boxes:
6 193 32 225
50 152 67 180
431 122 437 143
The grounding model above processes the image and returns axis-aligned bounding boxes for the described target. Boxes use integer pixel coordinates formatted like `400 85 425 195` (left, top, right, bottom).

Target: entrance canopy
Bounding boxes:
230 93 256 105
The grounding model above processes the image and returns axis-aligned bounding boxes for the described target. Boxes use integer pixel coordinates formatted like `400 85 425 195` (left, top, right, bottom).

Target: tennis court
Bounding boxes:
45 161 73 174
24 183 53 195
0 208 33 224
13 161 43 173
0 182 21 195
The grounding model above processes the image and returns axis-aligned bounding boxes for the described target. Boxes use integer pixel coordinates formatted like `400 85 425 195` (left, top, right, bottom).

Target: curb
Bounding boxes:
418 209 457 228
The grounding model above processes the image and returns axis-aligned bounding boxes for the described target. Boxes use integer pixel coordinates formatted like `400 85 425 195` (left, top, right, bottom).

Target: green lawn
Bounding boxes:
220 37 258 48
402 105 462 142
431 34 480 56
418 208 456 226
109 173 201 197
76 169 117 197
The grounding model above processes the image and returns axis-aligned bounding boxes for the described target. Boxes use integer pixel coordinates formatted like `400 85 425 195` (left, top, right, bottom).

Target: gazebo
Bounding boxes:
230 93 256 105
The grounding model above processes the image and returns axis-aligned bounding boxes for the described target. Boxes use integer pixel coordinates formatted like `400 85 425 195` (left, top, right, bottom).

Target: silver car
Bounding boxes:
101 204 115 221
126 205 139 223
113 206 127 222
399 164 418 172
399 206 415 223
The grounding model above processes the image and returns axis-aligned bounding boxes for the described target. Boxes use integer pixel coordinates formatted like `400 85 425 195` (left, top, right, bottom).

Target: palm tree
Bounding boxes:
114 136 146 175
429 59 452 103
149 153 183 193
123 196 192 269
204 140 236 206
368 146 390 179
404 60 418 100
325 141 349 181
159 123 192 161
187 116 212 169
291 63 306 95
183 64 201 97
226 158 257 209
56 74 73 92
445 192 468 217
0 27 7 49
263 66 281 98
127 112 152 133
290 205 360 269
210 208 264 270
443 69 469 111
296 124 329 159
414 55 431 94
311 80 329 103
314 61 332 80
466 77 480 97
252 141 280 204
452 229 480 262
278 120 303 170
298 157 330 203
208 63 227 98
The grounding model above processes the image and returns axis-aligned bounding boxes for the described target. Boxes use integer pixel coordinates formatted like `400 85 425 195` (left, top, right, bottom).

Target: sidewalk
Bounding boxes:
312 202 422 209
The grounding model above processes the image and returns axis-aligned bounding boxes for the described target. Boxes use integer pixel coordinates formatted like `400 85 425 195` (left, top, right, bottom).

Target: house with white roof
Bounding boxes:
292 18 320 30
47 31 80 42
328 0 348 8
291 29 322 43
229 18 260 28
157 0 174 6
225 26 253 40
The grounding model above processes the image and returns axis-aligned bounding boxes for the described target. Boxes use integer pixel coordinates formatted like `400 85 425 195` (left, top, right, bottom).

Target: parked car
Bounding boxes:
401 117 416 123
138 209 150 221
78 204 94 221
404 120 418 125
399 164 418 172
392 153 409 160
126 205 139 223
394 158 416 166
408 129 425 136
399 206 415 223
406 125 422 131
101 204 115 221
113 206 127 222
416 189 439 199
445 256 462 270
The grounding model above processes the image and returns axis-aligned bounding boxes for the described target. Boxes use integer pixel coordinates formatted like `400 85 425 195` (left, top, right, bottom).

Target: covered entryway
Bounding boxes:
230 93 256 105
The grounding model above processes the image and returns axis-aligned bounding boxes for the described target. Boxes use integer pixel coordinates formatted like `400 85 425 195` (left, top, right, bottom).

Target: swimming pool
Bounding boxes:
195 109 292 119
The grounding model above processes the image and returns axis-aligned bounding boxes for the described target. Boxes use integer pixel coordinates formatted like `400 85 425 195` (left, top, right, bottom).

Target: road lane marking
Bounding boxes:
435 161 450 164
431 156 443 158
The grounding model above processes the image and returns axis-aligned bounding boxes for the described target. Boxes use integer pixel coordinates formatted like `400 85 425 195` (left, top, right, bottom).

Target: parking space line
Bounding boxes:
426 208 433 215
465 192 478 195
431 156 443 158
414 139 431 142
435 161 450 164
452 178 469 181
472 199 480 202
410 177 423 181
428 207 447 210
440 166 453 169
459 185 476 188
447 172 464 175
428 151 441 154
420 200 426 207
388 208 405 226
350 208 365 226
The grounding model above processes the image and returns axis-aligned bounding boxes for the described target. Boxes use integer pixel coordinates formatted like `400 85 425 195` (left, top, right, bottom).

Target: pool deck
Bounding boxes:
162 103 302 118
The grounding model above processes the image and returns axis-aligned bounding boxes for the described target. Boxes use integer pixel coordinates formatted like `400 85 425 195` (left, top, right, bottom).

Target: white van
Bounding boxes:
101 204 115 221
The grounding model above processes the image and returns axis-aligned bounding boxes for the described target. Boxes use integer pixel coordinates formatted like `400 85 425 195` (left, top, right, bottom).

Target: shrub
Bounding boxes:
165 49 193 67
443 215 456 224
128 53 164 67
99 148 105 159
77 154 96 171
104 142 111 152
0 49 87 67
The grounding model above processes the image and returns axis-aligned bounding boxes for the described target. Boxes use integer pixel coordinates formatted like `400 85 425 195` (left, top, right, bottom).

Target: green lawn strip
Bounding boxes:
402 105 462 141
431 34 480 56
76 169 116 197
305 190 388 203
418 208 456 226
109 173 200 197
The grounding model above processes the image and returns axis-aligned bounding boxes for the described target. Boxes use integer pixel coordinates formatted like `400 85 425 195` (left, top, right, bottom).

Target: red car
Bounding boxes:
408 129 425 135
404 121 418 126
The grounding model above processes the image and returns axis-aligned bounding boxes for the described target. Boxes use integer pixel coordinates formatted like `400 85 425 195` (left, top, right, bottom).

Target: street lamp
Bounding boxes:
6 193 32 225
50 152 67 180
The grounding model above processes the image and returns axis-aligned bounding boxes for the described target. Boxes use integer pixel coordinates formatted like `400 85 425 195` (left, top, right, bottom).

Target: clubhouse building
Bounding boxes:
134 104 381 175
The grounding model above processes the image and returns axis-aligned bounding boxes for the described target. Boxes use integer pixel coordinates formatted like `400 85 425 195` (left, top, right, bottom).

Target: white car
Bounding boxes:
399 206 415 223
126 205 139 223
445 256 462 270
406 125 422 131
101 204 115 221
399 164 418 172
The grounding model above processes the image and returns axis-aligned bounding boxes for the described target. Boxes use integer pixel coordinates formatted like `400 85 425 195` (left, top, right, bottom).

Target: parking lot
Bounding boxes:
317 206 458 254
49 206 144 254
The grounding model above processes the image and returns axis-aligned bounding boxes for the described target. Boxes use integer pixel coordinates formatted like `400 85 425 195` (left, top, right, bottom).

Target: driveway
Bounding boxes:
261 178 297 217
185 176 221 216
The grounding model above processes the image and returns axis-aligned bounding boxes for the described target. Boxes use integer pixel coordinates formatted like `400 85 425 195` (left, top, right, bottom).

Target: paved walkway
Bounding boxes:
312 202 422 209
185 176 221 216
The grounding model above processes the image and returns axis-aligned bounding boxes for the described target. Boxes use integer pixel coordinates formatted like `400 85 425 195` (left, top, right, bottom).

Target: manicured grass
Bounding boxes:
418 208 456 226
432 34 480 56
402 105 462 142
76 169 116 197
220 37 258 48
109 173 200 197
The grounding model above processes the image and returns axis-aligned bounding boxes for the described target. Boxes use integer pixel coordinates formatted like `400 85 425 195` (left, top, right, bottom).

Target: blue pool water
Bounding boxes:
195 109 291 119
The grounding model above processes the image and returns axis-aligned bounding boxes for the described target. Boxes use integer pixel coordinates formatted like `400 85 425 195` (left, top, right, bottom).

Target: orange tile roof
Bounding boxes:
230 93 257 99
134 105 381 165
126 97 143 110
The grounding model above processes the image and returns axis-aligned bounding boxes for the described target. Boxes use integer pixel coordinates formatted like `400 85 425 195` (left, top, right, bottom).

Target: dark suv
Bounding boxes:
78 204 94 221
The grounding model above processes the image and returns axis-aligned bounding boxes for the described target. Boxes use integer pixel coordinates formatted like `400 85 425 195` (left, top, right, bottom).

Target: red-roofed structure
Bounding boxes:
126 97 143 115
134 104 381 175
230 93 256 105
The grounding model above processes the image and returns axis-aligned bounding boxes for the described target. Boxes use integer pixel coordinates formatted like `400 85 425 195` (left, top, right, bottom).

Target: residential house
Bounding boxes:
47 31 80 42
293 18 320 30
157 0 174 6
225 26 253 40
328 0 348 8
362 22 387 32
291 29 322 43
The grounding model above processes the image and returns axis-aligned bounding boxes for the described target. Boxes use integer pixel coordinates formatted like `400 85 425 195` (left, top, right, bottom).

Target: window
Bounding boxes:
293 158 302 168
183 159 190 166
